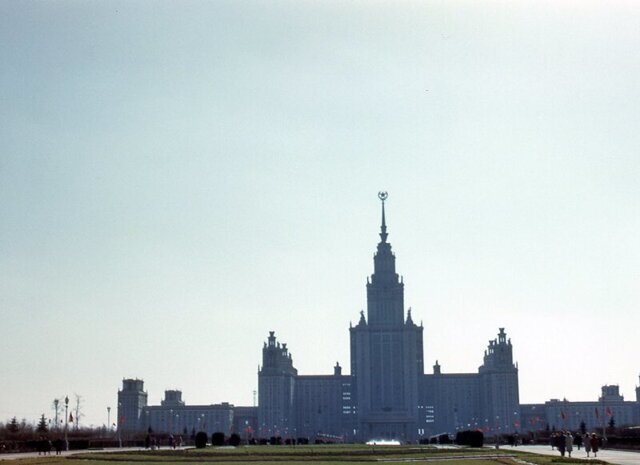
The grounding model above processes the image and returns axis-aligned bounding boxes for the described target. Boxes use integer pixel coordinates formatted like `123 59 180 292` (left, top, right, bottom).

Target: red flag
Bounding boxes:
606 407 612 417
595 408 599 419
69 413 74 423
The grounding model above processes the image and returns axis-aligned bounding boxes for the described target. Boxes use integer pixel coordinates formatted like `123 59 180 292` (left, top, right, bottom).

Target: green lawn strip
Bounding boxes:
98 446 501 458
56 461 516 465
68 447 513 462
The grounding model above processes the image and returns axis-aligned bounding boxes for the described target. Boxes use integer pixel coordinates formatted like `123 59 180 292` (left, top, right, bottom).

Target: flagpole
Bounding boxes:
602 394 607 443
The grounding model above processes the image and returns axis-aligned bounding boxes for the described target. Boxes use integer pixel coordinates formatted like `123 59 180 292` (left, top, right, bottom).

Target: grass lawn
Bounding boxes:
1 445 609 465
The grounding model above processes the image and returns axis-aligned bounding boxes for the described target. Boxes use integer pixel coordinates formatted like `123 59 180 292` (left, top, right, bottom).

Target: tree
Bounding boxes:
52 398 61 431
73 394 83 430
7 417 19 433
37 414 49 433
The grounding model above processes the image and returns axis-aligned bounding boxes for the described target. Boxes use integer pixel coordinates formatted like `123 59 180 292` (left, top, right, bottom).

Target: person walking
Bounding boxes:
54 438 63 455
565 432 573 458
557 431 566 457
584 432 592 457
590 433 599 458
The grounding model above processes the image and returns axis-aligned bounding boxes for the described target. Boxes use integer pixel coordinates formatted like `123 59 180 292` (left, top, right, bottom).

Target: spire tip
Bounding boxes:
378 191 388 242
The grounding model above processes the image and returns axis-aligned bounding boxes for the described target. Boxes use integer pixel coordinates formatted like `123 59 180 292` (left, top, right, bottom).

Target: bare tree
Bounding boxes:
52 398 61 431
73 394 84 430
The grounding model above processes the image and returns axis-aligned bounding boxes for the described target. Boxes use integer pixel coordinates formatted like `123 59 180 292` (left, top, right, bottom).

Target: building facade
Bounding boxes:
520 384 640 433
118 195 639 441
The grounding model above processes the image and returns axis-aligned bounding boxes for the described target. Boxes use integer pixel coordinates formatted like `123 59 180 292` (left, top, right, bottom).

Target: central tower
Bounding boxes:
350 193 424 442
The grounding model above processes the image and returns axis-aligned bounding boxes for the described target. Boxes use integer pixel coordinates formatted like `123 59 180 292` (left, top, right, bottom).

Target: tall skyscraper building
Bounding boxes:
349 192 424 441
118 194 638 441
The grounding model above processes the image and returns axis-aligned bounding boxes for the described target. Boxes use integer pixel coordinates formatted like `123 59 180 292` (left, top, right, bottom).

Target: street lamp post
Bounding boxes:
64 396 69 451
107 407 111 432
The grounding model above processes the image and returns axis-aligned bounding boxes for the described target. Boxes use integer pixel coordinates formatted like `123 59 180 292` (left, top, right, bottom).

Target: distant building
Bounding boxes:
118 195 640 441
521 384 640 433
117 385 256 437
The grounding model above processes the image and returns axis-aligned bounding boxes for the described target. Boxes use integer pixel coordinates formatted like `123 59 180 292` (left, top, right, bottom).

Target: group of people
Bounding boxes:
36 436 65 455
144 433 183 450
550 431 601 458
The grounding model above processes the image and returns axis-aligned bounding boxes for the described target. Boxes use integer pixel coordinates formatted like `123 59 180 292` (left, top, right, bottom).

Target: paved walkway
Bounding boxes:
504 444 640 465
0 447 147 461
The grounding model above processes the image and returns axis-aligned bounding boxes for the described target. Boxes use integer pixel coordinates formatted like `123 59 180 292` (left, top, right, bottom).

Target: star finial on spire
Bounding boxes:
378 191 388 242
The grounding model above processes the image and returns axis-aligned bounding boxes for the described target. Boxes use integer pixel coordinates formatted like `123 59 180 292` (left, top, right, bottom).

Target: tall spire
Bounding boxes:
378 191 388 242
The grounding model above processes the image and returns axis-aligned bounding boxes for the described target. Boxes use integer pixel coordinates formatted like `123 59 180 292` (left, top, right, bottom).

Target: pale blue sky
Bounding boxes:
1 1 639 427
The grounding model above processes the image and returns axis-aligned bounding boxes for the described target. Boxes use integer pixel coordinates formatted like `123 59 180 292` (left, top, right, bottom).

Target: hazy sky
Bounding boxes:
1 1 639 428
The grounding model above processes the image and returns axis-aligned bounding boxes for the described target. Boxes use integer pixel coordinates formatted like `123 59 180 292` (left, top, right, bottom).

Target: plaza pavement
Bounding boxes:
0 446 152 460
506 444 640 465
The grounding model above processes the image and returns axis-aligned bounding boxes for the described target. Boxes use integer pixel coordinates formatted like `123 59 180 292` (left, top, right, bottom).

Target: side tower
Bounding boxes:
117 378 148 432
350 193 424 442
258 331 298 437
478 328 521 434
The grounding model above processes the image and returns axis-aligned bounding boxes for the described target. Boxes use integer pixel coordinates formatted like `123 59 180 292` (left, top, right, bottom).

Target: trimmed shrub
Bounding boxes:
228 433 241 446
211 432 225 446
455 430 484 447
194 431 207 449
